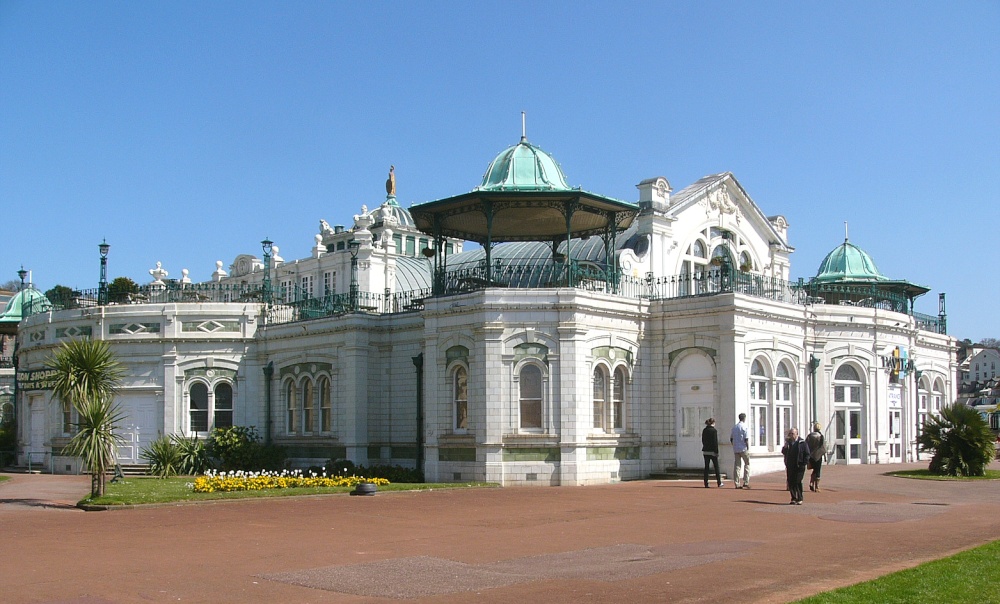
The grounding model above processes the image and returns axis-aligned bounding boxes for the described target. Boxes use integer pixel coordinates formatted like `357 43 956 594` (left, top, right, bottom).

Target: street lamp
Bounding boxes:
261 238 273 303
98 239 110 306
17 266 27 291
348 240 360 311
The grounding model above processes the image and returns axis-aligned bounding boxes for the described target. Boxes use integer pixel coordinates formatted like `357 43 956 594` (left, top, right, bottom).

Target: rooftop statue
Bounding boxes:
386 165 396 196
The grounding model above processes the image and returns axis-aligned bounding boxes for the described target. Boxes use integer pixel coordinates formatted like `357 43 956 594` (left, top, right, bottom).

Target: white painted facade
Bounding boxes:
14 154 956 484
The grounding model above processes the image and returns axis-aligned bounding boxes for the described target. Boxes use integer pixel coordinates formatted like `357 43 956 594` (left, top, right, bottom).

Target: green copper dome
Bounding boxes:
476 137 571 191
813 239 886 284
0 287 53 325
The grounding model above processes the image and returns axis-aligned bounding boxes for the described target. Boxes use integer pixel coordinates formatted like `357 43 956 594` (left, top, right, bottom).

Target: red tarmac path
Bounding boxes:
1 461 998 603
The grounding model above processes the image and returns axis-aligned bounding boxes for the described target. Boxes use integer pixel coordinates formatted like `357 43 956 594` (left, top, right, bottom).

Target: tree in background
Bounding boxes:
46 339 127 497
108 276 140 303
0 279 20 291
44 285 78 308
978 338 1000 349
918 404 996 477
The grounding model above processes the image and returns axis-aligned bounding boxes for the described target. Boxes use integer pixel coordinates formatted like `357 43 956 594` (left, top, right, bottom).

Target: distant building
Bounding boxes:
14 136 955 482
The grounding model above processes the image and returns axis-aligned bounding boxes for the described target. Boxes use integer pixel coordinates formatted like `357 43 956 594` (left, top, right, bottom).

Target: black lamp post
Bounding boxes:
261 238 273 303
348 240 360 311
98 239 110 306
17 266 27 291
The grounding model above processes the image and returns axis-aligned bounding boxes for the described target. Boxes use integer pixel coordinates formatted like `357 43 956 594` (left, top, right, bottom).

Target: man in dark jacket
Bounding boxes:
702 418 724 488
781 428 810 504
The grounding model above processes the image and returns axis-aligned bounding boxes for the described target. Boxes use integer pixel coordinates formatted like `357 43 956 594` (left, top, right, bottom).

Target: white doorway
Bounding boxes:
115 395 157 465
833 407 863 464
674 353 716 468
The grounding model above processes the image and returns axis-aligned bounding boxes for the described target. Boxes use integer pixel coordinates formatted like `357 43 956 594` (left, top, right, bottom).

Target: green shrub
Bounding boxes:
141 436 181 478
918 404 996 476
324 459 422 482
209 426 285 472
171 434 211 475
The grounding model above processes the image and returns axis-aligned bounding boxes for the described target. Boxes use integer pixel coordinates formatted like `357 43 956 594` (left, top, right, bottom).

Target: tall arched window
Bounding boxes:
932 379 944 414
612 366 627 431
749 359 769 447
774 361 794 444
61 399 73 435
319 376 332 432
453 366 468 431
303 379 315 434
190 382 209 432
286 380 298 434
519 364 543 430
214 383 233 429
593 366 608 430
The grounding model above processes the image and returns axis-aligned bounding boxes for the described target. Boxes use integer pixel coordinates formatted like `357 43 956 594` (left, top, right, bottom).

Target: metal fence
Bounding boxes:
24 263 946 334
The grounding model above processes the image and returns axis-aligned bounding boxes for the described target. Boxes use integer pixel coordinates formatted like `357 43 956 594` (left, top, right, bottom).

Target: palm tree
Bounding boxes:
46 339 126 497
918 403 996 477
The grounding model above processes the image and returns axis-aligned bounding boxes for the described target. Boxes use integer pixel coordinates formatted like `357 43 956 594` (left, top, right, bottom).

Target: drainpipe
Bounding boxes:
412 353 424 476
809 354 820 425
262 361 274 445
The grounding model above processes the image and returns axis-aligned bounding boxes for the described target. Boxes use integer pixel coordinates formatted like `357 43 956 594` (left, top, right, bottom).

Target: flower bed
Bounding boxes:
192 469 390 493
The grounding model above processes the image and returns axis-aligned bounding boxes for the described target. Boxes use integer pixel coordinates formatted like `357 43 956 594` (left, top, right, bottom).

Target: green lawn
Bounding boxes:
888 468 1000 480
82 476 497 506
0 475 9 484
795 539 1000 603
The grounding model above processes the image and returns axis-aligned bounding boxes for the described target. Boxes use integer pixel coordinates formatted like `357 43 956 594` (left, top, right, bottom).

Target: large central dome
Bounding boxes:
475 137 571 191
813 239 885 283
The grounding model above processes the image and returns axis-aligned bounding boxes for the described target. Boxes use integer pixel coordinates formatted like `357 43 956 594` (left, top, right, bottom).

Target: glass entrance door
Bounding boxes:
833 408 863 464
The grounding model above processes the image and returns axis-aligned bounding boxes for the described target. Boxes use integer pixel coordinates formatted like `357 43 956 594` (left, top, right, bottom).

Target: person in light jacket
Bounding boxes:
782 428 810 505
702 418 724 488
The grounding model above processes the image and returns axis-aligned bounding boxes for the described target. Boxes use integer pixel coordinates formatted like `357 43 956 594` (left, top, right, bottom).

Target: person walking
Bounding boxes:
805 422 826 492
730 413 750 489
702 418 724 487
782 428 810 504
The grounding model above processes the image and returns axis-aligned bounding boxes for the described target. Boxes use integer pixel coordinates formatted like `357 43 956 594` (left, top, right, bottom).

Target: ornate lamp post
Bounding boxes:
348 240 360 311
17 266 27 292
261 238 273 303
98 239 110 305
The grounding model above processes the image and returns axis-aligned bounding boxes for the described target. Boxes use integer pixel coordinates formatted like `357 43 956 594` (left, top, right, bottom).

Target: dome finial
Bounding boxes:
386 165 396 197
521 111 526 142
844 221 849 242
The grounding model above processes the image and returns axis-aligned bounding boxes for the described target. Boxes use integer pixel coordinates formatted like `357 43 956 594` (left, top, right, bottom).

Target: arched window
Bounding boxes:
286 380 298 434
692 240 707 258
593 366 608 430
190 382 209 432
319 376 332 432
519 364 543 430
739 251 752 272
749 359 769 447
613 366 627 430
453 366 468 431
834 365 862 403
302 379 315 433
932 379 944 414
774 361 794 445
61 399 73 435
214 383 233 429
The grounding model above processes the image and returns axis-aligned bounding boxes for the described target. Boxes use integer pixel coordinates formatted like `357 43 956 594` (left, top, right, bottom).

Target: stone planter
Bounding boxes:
350 481 377 496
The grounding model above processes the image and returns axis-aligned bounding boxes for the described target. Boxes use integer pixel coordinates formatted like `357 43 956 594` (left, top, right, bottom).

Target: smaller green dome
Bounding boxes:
0 287 53 324
476 137 571 191
814 239 886 283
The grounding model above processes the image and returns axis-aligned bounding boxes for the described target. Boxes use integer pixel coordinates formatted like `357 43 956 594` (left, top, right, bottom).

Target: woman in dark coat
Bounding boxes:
805 422 826 492
702 418 724 488
782 427 810 504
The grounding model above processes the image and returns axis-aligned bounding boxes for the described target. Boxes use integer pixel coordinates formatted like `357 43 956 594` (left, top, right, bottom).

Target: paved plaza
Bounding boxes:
1 462 998 603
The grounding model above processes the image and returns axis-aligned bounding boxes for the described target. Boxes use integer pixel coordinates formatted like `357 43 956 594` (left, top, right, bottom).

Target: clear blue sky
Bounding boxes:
2 2 997 341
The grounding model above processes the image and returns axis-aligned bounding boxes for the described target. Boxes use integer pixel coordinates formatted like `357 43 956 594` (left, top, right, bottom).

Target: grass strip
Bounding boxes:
888 468 1000 480
795 540 1000 603
82 476 497 506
